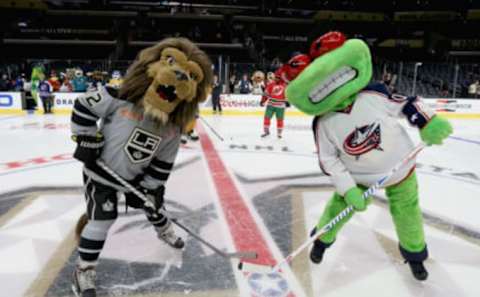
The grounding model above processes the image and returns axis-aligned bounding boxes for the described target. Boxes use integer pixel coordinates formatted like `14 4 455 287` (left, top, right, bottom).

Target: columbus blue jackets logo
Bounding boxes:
343 122 382 158
125 128 161 163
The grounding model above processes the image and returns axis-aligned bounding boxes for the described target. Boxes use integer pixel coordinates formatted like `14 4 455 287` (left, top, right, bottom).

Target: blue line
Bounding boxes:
0 160 78 177
449 136 480 146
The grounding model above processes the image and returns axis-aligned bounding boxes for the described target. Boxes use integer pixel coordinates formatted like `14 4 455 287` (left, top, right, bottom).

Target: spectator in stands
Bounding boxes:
237 73 252 94
14 74 25 91
270 57 282 70
211 74 223 114
0 74 12 91
229 74 236 93
382 72 395 92
440 82 449 98
468 80 479 98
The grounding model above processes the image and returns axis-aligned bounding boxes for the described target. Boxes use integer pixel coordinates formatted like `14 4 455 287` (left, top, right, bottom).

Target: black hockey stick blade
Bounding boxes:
172 218 258 260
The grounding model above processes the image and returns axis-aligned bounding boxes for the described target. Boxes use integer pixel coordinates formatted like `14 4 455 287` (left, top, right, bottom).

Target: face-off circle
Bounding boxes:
247 272 289 297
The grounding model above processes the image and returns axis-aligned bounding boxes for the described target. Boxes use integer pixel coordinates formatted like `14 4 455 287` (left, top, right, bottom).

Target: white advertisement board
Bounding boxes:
423 98 480 114
53 92 83 110
0 92 22 111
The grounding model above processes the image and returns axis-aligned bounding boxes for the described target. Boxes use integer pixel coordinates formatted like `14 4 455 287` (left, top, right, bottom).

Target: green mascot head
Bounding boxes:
286 32 372 116
31 65 45 82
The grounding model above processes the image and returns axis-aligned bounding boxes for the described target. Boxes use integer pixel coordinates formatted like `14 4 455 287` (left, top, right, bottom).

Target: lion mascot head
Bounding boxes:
251 70 265 95
118 37 213 131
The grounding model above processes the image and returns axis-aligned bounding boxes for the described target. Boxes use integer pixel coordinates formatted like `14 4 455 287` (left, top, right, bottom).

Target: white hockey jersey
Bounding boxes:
313 84 434 195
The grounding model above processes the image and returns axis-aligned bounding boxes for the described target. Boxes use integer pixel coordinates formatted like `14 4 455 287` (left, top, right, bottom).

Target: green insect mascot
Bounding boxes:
31 65 46 107
286 32 453 281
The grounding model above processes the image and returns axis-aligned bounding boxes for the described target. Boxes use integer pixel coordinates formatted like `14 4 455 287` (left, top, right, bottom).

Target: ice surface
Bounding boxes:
0 114 479 297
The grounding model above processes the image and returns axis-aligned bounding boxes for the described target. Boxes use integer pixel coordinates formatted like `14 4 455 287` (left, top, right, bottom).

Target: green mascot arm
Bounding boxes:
420 115 453 146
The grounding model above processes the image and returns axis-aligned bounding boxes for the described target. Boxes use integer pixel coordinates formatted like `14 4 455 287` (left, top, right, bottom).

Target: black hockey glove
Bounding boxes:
285 101 291 108
125 185 165 216
72 134 104 167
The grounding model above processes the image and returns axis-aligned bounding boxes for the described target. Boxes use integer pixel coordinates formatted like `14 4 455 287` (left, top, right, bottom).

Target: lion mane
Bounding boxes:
118 37 213 131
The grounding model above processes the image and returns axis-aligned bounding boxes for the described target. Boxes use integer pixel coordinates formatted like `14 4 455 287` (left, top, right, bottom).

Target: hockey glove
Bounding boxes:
72 134 104 167
344 187 367 211
260 97 267 107
420 115 453 146
125 185 165 216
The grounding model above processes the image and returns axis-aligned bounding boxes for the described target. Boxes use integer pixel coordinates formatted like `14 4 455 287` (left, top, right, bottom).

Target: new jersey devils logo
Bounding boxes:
271 85 285 97
343 122 382 158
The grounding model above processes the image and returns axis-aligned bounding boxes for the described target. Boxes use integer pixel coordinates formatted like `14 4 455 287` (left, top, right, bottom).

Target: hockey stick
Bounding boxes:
199 116 224 142
96 160 257 260
238 142 426 274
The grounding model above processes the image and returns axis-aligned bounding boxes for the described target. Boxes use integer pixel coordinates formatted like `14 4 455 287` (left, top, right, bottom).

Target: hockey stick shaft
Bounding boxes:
270 142 426 272
96 160 257 260
199 116 224 142
238 142 426 273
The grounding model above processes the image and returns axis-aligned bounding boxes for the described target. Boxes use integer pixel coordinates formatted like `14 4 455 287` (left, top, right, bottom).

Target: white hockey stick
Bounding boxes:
96 160 258 260
238 142 426 274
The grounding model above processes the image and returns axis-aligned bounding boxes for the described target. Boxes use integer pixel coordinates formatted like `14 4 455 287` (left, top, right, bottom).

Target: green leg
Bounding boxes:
316 187 372 244
315 192 354 244
275 107 285 120
264 105 275 119
386 171 428 261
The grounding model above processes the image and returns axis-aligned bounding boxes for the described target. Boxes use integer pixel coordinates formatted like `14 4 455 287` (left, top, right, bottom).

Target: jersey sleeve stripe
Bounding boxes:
144 167 170 180
71 112 97 126
74 100 99 118
151 159 174 170
149 164 171 174
72 108 98 122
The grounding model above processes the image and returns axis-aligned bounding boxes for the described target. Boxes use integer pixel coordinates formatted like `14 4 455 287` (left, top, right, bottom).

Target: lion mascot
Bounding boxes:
251 70 265 95
70 37 213 297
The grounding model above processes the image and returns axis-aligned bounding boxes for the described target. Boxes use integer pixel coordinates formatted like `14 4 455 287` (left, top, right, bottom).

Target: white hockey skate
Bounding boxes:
157 221 185 249
72 265 97 297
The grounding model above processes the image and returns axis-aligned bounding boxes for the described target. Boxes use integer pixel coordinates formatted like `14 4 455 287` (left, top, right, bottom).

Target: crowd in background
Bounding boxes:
2 63 480 100
0 68 123 93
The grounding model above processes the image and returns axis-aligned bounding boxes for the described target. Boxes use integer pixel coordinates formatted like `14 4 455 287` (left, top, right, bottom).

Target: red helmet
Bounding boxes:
310 31 346 59
284 54 311 82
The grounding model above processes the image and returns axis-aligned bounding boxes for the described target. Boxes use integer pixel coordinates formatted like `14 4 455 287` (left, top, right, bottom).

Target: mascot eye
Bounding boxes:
190 72 198 80
167 56 176 65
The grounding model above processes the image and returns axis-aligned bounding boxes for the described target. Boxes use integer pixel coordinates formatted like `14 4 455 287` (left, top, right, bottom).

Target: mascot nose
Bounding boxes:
174 70 189 81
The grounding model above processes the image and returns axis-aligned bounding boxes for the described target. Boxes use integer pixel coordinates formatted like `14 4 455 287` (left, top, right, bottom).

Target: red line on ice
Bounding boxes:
197 123 275 266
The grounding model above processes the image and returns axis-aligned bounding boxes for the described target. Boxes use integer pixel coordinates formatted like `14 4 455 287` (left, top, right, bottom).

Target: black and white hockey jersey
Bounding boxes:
71 86 181 191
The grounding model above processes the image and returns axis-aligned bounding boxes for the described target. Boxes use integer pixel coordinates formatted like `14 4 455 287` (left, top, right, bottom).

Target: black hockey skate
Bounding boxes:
72 265 96 297
188 131 199 141
310 239 328 264
261 131 270 138
309 227 331 264
406 261 429 281
180 135 188 145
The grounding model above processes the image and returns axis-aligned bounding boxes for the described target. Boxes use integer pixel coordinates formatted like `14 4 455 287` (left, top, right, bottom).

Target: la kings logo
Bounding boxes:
125 128 161 163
